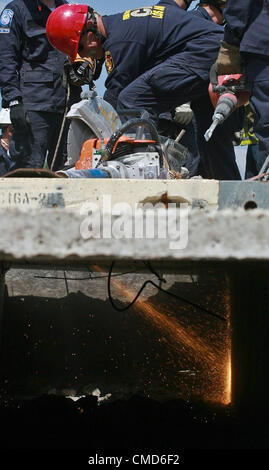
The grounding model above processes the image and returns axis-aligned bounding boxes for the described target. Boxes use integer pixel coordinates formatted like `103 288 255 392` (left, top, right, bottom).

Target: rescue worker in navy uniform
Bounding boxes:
156 0 200 177
159 0 241 179
214 0 269 174
0 0 82 170
46 3 240 180
189 0 242 179
139 0 241 179
193 0 225 22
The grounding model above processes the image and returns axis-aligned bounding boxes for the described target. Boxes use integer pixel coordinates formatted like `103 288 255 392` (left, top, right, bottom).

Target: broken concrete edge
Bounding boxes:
0 207 269 261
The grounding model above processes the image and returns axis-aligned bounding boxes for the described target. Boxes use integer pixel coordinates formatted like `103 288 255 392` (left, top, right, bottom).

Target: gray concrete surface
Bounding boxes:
0 207 269 263
0 178 219 210
5 267 194 300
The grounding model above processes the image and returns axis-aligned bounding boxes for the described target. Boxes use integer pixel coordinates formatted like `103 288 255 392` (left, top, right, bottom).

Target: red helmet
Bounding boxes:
46 4 88 63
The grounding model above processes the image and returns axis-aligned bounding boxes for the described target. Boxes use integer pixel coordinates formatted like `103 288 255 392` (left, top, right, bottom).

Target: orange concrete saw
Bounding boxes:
59 91 190 179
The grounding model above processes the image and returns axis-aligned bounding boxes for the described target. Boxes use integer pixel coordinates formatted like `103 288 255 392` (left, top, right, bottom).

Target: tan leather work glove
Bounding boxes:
215 40 243 75
174 103 193 127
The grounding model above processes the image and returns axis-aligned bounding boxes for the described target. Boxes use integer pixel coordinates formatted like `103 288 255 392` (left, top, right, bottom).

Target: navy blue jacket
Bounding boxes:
224 0 269 56
191 5 212 22
0 0 68 112
102 3 223 105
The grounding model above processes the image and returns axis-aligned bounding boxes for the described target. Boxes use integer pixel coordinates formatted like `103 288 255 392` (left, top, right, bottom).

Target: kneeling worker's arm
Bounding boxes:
215 0 253 75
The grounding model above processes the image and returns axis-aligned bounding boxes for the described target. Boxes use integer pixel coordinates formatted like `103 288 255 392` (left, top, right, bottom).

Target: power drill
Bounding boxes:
204 68 250 142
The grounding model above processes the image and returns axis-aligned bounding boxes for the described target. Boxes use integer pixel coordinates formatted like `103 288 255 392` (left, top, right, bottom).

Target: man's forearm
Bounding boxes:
224 0 253 46
0 39 22 104
0 43 22 104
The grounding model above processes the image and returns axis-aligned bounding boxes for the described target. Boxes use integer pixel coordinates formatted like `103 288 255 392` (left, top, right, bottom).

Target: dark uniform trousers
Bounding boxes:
10 111 67 170
190 4 242 180
244 54 269 172
157 116 201 178
224 0 269 175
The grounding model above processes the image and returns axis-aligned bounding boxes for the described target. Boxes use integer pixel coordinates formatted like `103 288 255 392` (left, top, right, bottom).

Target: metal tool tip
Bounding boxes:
204 129 212 142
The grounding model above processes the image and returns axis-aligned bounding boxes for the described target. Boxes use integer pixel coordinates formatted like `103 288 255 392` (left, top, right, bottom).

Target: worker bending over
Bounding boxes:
46 3 238 180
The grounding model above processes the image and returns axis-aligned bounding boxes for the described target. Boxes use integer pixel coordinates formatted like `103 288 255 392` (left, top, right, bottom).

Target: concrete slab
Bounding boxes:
0 207 268 263
219 181 269 210
5 267 194 300
0 178 219 210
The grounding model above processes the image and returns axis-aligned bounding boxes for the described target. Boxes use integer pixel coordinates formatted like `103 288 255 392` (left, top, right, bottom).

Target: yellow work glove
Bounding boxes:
67 55 97 87
215 40 243 75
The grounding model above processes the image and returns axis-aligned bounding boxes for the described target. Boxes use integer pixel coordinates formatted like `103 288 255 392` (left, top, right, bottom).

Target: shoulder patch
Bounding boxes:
0 9 14 33
123 6 165 20
105 51 114 75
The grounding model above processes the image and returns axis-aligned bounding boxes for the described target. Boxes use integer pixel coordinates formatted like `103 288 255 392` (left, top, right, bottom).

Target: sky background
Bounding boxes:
0 0 199 98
